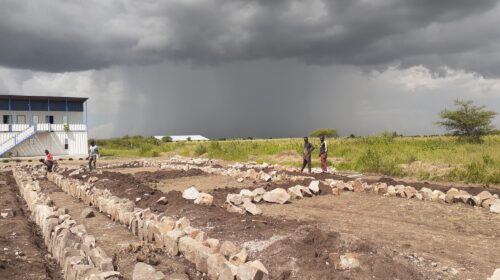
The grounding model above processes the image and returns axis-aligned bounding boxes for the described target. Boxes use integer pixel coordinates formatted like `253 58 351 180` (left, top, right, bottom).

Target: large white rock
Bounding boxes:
260 173 272 182
182 186 200 200
488 268 500 280
227 194 243 205
478 190 493 201
287 186 303 200
242 201 262 215
240 189 254 200
133 262 165 280
385 186 397 197
263 188 290 204
252 188 266 203
490 199 500 214
224 202 246 215
308 181 320 194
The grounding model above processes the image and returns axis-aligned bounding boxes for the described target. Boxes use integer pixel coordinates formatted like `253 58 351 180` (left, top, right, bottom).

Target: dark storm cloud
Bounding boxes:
1 0 500 74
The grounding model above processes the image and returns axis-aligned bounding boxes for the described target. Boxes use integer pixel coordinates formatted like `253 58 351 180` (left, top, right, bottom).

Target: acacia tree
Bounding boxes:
310 128 338 138
437 99 497 140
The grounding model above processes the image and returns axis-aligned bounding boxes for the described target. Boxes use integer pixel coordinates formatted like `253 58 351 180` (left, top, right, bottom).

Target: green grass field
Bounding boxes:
96 135 500 185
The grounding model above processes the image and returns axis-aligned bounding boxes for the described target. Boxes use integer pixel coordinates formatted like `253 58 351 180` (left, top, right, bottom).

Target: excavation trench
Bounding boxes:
37 178 201 280
0 171 63 280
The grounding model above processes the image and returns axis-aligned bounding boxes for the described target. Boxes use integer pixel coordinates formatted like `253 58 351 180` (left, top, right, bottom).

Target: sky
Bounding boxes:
0 0 499 139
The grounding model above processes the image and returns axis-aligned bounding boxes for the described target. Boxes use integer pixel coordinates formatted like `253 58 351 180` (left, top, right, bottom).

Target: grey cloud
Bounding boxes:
1 0 499 75
85 61 500 139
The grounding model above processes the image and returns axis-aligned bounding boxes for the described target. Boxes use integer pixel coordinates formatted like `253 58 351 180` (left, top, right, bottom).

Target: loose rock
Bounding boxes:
262 188 290 204
488 268 500 280
81 208 95 218
287 186 304 200
224 202 246 215
227 194 244 205
242 200 262 215
0 208 15 218
252 188 266 203
490 199 500 214
156 197 168 205
133 262 165 280
330 252 361 270
308 180 320 194
182 186 200 200
220 241 239 257
194 193 214 206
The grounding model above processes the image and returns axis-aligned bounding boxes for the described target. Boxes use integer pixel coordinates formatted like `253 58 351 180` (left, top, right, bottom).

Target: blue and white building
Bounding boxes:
0 95 89 157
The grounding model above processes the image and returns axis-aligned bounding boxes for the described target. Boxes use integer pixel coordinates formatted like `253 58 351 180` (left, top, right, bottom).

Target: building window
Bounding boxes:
32 115 39 124
63 115 68 124
3 115 11 124
64 138 69 150
16 115 26 124
45 115 54 124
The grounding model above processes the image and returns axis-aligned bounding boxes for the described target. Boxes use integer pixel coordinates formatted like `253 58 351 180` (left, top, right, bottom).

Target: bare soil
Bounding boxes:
0 172 63 280
65 168 462 279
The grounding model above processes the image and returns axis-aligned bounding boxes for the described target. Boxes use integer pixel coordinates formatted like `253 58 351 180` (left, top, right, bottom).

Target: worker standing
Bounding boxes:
319 135 328 173
301 137 314 174
88 141 100 171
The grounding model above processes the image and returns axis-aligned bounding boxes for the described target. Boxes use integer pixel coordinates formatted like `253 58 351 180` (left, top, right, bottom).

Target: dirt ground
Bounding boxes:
0 172 63 280
62 166 500 279
6 158 500 279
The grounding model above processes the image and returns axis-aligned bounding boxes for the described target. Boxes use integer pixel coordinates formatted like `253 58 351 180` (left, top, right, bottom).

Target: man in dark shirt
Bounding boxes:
301 137 314 173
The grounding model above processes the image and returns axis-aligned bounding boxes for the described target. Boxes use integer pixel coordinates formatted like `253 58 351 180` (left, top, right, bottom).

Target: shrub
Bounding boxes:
138 144 153 156
355 149 402 176
194 144 208 156
162 136 173 142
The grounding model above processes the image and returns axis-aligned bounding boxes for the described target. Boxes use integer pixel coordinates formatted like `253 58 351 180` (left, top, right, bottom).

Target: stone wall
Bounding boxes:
13 168 121 280
44 167 268 280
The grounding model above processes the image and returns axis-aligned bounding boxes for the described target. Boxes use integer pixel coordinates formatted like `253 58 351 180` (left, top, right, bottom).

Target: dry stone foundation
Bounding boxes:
40 165 268 280
13 167 121 280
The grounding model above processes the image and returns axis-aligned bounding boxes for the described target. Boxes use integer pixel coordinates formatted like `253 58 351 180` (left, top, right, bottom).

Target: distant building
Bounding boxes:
154 135 209 142
0 95 89 157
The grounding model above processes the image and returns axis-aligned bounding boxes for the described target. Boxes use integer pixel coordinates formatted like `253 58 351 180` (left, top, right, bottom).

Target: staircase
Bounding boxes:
0 126 36 157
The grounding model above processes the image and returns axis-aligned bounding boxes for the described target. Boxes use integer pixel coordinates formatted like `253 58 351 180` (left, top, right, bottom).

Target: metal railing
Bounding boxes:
35 123 86 132
0 126 36 156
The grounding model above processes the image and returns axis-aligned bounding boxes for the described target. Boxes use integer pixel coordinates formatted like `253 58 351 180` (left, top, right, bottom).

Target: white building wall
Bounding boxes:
3 131 88 157
0 110 84 124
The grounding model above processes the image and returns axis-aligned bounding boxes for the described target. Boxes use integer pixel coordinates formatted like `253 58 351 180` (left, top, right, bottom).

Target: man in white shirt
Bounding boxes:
88 141 99 170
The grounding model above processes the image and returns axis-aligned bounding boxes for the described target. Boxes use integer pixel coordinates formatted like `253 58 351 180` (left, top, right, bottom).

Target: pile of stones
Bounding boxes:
42 166 268 280
182 186 214 206
328 178 500 214
223 181 322 215
13 168 121 280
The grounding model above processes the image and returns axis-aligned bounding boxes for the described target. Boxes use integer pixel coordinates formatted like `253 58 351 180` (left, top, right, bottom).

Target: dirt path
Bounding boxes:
259 192 500 280
0 172 63 280
154 174 250 193
38 179 200 280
